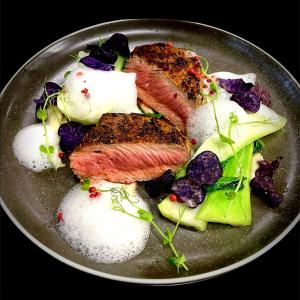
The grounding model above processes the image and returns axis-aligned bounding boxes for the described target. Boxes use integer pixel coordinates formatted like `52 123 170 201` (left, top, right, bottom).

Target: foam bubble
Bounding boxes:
13 122 64 172
57 182 151 264
187 100 248 147
13 124 52 172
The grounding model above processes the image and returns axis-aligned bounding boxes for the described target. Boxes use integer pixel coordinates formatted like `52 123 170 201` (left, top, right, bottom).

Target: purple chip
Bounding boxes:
171 178 206 208
187 151 222 186
145 169 175 198
218 78 244 94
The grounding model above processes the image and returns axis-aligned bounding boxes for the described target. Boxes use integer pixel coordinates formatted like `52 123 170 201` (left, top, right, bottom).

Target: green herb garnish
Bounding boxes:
144 112 163 118
98 186 188 273
205 176 247 193
81 178 91 191
64 70 71 79
253 139 265 154
37 87 61 167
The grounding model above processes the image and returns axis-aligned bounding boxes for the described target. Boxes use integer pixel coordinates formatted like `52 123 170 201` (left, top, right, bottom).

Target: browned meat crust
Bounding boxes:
78 113 189 148
131 43 204 105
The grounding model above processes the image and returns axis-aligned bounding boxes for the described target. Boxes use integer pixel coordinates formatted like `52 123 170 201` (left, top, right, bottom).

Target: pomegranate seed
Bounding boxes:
58 152 65 159
89 192 101 199
81 88 88 94
190 138 197 145
89 187 97 193
209 90 215 95
57 212 63 222
188 68 196 75
206 78 212 83
169 194 177 202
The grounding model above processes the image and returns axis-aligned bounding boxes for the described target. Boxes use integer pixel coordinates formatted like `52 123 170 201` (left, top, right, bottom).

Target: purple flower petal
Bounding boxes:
251 84 271 106
218 78 244 93
58 122 88 154
80 56 114 71
33 82 62 109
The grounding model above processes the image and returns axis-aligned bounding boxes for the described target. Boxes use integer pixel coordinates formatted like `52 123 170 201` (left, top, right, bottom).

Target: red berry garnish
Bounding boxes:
57 212 63 222
209 90 215 95
169 194 177 202
89 186 97 193
207 78 212 83
81 88 88 94
58 152 65 159
190 138 197 145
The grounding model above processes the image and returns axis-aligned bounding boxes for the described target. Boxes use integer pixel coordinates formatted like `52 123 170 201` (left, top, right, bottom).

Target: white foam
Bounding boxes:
13 120 65 172
57 67 140 125
13 124 52 172
210 72 257 84
57 182 151 264
187 100 248 147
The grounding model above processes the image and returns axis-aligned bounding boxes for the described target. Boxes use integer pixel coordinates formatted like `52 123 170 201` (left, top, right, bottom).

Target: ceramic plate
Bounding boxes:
0 19 299 284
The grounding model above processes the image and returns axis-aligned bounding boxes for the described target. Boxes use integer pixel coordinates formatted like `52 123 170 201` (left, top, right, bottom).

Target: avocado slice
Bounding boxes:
158 198 207 232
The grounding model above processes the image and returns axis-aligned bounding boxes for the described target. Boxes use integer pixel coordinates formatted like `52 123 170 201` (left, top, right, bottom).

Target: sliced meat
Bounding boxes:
124 43 204 133
70 113 191 183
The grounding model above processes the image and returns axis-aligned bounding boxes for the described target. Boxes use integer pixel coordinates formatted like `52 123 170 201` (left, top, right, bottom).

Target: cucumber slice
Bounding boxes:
158 198 207 232
193 104 286 162
196 143 254 226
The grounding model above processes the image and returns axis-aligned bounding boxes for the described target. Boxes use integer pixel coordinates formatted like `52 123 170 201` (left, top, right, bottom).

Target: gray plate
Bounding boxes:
0 19 299 285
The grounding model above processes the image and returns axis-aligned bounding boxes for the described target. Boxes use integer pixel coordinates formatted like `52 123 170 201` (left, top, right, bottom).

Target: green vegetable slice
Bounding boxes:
158 198 207 232
193 106 286 162
196 142 254 226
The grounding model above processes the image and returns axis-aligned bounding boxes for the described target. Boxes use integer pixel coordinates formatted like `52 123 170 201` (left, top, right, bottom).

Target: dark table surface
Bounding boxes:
1 1 299 298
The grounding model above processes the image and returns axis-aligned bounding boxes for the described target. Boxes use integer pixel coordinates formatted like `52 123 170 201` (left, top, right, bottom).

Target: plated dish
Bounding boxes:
0 21 298 281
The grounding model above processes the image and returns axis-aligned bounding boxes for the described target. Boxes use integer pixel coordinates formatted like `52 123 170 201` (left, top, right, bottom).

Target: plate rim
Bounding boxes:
1 18 299 284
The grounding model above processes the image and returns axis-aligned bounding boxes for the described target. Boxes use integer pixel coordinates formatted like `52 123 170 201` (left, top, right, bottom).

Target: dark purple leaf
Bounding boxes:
255 157 283 177
33 82 62 109
251 84 271 106
251 156 283 207
80 56 114 71
230 82 260 112
86 44 117 64
187 151 222 185
102 33 130 57
58 122 88 154
218 78 244 93
144 169 175 198
250 176 283 207
171 178 206 208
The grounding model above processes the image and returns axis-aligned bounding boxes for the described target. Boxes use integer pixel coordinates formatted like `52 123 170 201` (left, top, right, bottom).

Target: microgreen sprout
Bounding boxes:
199 56 209 73
95 185 188 273
81 178 91 191
36 87 61 168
